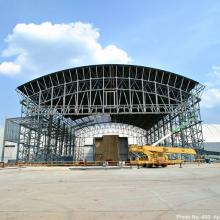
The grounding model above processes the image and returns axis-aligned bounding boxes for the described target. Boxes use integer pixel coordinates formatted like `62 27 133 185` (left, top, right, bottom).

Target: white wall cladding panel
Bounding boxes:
83 145 94 161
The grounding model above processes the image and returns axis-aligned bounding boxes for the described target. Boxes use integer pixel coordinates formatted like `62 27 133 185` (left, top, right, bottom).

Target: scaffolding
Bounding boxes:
2 64 205 162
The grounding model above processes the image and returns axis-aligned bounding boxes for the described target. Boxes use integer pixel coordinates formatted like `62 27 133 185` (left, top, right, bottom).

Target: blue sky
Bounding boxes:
0 0 220 126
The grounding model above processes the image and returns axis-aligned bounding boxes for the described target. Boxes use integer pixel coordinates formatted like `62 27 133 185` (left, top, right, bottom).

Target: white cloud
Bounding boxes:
0 61 21 75
201 66 220 108
0 22 132 77
202 88 220 108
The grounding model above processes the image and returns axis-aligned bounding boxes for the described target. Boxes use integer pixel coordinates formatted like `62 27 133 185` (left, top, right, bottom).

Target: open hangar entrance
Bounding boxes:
74 122 147 161
2 64 204 162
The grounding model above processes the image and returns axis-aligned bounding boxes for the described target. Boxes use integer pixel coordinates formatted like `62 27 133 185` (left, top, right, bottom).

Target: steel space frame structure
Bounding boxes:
10 64 204 162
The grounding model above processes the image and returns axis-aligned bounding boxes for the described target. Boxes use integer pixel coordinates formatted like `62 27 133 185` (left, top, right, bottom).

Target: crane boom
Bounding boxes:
151 132 172 146
129 145 196 155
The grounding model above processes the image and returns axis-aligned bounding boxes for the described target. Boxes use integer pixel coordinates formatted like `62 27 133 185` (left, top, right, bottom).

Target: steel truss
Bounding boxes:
10 64 204 162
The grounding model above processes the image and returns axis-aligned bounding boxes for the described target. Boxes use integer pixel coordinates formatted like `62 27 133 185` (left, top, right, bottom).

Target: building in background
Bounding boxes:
202 124 220 159
0 123 18 163
0 128 3 158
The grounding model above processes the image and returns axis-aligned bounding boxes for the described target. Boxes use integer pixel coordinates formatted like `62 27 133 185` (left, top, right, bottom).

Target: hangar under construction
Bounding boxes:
2 64 205 162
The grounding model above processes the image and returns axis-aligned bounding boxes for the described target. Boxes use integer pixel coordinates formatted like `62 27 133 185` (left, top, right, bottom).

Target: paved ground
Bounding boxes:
0 164 220 220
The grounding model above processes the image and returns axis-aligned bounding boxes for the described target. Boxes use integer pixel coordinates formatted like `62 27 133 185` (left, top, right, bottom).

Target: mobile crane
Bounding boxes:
129 111 198 167
129 144 196 167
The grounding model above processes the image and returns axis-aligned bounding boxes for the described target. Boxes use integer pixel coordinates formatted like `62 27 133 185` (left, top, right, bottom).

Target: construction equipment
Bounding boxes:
129 145 196 167
129 111 198 168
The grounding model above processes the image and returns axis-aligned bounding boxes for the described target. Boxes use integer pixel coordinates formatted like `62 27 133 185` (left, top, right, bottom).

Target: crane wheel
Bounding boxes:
161 164 167 168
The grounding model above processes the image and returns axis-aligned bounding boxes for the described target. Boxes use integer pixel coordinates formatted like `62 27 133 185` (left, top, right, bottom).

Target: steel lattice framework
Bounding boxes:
10 64 204 162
